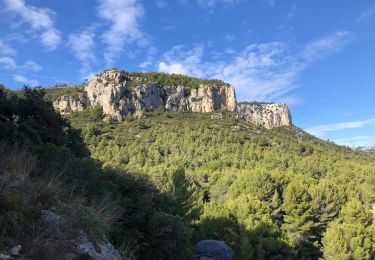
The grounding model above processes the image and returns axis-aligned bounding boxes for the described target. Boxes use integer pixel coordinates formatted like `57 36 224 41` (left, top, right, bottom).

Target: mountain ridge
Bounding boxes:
49 69 292 129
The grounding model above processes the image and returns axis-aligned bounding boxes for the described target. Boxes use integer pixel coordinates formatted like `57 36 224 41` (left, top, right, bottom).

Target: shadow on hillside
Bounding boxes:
0 87 192 259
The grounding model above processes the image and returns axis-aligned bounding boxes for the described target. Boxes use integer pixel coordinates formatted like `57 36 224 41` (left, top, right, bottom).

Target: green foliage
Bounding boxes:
99 68 231 90
238 101 275 105
322 199 375 260
66 109 375 259
322 222 375 260
0 86 192 259
1 85 375 259
43 85 83 102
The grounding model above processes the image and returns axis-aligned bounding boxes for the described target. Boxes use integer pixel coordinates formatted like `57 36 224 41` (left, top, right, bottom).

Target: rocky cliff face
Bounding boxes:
57 69 236 121
51 69 292 128
236 103 292 129
53 93 87 115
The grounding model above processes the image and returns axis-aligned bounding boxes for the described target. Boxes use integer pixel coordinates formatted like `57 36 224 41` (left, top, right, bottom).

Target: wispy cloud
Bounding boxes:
157 42 302 102
156 31 352 103
0 57 41 72
97 0 147 65
301 31 352 63
0 40 17 56
0 52 41 86
139 47 157 69
21 60 42 72
306 118 375 137
356 5 375 23
2 0 61 50
332 136 375 147
0 57 17 70
68 27 97 79
13 74 39 86
158 45 205 77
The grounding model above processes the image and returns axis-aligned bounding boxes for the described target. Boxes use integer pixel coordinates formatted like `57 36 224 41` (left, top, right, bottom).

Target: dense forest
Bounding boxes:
1 84 375 259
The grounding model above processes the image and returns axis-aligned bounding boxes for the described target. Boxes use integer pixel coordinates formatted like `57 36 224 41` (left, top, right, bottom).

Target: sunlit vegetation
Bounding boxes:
1 84 375 259
42 85 84 102
69 107 375 259
100 68 231 89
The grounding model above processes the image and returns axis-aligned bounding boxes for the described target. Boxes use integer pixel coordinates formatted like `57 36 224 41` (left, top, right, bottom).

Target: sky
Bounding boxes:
0 0 374 147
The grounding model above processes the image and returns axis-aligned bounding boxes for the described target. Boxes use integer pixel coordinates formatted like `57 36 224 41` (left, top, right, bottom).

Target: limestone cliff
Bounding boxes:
54 69 236 121
236 103 292 129
51 69 292 128
53 93 87 115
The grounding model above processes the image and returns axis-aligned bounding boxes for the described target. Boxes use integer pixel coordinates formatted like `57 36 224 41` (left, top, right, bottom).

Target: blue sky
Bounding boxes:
0 0 374 147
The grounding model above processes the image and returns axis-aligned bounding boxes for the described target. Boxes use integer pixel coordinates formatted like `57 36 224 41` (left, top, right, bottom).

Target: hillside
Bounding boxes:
50 69 292 129
1 75 375 259
67 105 375 259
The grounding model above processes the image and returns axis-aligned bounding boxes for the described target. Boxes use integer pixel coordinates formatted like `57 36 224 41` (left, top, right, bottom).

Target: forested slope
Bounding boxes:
68 107 375 259
1 84 374 259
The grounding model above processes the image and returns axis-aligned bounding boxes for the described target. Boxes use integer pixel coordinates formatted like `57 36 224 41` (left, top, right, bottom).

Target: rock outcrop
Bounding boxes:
53 93 87 115
40 210 122 260
236 103 292 128
51 69 293 128
83 70 236 121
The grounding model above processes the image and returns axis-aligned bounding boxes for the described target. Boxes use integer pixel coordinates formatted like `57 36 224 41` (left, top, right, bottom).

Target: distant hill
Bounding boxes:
354 146 375 154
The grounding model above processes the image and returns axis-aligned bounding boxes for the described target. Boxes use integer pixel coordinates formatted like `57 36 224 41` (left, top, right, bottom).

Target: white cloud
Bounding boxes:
158 62 186 74
13 74 39 86
0 40 17 56
158 45 205 77
0 57 17 70
23 60 42 72
301 31 352 62
157 42 301 101
3 0 61 50
0 56 42 72
156 31 352 103
40 29 61 50
68 28 96 78
97 0 146 65
306 118 375 137
139 47 157 69
5 33 29 44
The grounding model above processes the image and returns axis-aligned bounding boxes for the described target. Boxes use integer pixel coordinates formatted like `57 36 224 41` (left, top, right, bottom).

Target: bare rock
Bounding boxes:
0 253 10 259
9 245 21 256
51 69 295 129
40 210 122 260
211 113 223 120
75 233 122 260
165 86 189 111
41 209 65 226
237 103 292 129
53 93 87 115
83 70 237 120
